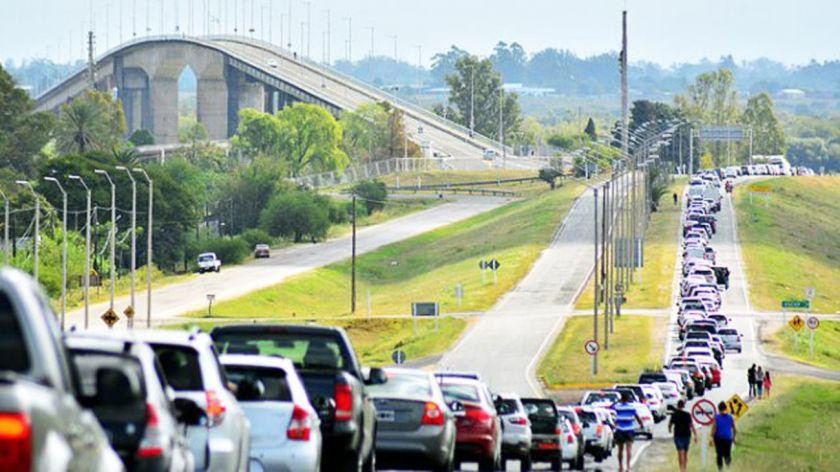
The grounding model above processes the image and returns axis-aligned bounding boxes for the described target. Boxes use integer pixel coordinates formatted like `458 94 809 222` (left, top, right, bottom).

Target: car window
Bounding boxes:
0 292 29 372
151 344 204 391
225 365 292 401
198 255 214 262
497 399 520 415
522 400 557 418
439 383 479 403
369 371 431 398
70 351 146 405
584 392 619 404
576 410 597 423
557 410 579 425
213 332 349 371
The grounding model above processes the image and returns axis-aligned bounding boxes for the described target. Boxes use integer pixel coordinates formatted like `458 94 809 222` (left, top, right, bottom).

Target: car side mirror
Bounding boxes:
174 398 206 426
365 367 387 385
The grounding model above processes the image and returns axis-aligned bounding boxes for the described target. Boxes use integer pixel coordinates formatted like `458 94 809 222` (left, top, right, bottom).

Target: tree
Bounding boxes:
232 108 284 157
630 100 679 130
352 180 387 213
275 103 349 176
0 64 54 176
538 167 562 189
259 190 330 242
55 90 127 155
490 41 527 83
181 121 208 161
444 55 521 141
430 46 469 85
341 103 390 162
128 129 154 146
700 152 715 170
739 92 785 156
584 118 597 141
675 69 738 125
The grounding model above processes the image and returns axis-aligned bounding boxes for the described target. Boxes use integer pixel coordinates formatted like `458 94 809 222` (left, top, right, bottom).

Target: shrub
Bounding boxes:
352 179 388 214
192 237 250 266
239 228 274 249
260 190 331 242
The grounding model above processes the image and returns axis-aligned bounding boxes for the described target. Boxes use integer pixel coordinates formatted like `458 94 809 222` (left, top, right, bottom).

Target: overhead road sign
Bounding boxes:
699 126 745 142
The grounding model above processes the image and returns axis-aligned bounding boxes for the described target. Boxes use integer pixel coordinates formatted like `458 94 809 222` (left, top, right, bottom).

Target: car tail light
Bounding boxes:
421 402 445 426
567 433 575 444
465 405 493 426
205 390 227 427
555 426 562 435
508 416 528 426
573 423 581 435
0 412 31 470
596 424 603 437
138 403 164 458
287 405 312 441
334 383 353 422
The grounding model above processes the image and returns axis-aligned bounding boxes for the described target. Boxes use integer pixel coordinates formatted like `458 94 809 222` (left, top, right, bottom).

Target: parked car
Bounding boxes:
134 330 251 472
253 244 271 258
556 406 586 470
368 368 457 472
575 406 613 462
66 333 195 472
0 269 123 471
220 354 322 472
211 324 382 471
197 252 221 273
437 376 502 471
495 393 532 470
521 398 564 470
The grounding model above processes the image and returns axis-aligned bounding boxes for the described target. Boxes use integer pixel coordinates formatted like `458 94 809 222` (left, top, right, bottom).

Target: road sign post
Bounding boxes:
412 302 439 335
692 399 716 467
479 260 487 284
207 293 216 317
488 259 500 284
391 349 406 365
455 284 463 308
807 316 819 357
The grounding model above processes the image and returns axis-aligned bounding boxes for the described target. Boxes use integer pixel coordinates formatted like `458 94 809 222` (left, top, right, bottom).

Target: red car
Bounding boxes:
438 377 502 471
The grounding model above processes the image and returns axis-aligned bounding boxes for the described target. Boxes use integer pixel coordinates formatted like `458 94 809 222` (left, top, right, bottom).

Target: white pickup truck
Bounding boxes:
197 252 221 273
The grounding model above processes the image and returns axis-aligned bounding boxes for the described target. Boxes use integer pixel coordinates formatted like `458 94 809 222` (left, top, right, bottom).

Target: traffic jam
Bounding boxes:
2 172 744 472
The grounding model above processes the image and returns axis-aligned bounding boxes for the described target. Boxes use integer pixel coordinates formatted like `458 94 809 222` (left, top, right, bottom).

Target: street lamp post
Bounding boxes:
15 181 39 282
117 166 137 328
95 169 116 313
44 177 68 329
0 189 9 264
133 168 153 328
69 175 92 328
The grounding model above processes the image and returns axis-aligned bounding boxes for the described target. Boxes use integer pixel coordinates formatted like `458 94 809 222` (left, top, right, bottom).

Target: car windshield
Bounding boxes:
522 400 557 418
71 351 146 403
719 329 737 335
576 409 597 423
224 365 292 401
584 392 619 404
150 344 204 391
369 371 431 398
439 383 480 404
213 332 349 371
198 255 214 262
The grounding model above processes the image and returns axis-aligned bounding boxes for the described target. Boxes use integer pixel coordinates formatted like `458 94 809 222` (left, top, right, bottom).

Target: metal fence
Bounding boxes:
294 158 451 188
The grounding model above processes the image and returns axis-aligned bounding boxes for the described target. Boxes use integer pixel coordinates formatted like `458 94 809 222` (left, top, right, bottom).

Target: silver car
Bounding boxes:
220 354 322 472
369 368 458 471
496 393 532 469
66 333 194 471
134 330 251 472
718 328 743 353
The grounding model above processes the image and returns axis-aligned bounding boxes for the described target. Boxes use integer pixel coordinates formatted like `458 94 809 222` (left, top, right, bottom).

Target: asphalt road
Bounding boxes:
66 195 507 329
439 185 600 396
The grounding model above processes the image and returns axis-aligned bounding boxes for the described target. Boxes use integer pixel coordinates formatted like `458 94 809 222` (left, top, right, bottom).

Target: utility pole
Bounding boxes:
44 178 68 329
620 10 629 162
351 195 357 313
592 186 599 376
133 168 153 328
87 31 96 89
325 9 331 63
344 17 352 61
469 65 475 134
688 128 694 176
117 166 137 329
95 169 116 313
602 181 609 349
388 35 397 61
16 181 39 283
0 190 8 265
367 26 374 58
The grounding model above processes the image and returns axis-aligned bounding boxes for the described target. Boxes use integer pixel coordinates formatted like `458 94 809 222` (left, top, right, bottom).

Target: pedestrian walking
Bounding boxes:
755 366 765 398
763 370 773 398
612 391 644 472
668 399 698 472
747 364 756 398
711 401 737 470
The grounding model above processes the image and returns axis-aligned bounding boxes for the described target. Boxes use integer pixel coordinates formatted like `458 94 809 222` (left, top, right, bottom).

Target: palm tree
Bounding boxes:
55 97 102 154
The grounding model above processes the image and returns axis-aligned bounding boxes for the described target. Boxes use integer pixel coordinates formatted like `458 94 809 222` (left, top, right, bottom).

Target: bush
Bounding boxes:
128 129 155 146
239 228 274 249
260 190 330 242
192 237 250 266
352 179 387 214
538 167 563 189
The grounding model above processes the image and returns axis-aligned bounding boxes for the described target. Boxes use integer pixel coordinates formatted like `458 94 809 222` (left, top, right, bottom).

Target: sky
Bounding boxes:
2 0 838 67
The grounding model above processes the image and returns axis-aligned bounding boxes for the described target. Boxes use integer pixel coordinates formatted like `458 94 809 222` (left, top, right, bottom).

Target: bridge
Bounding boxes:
35 35 506 159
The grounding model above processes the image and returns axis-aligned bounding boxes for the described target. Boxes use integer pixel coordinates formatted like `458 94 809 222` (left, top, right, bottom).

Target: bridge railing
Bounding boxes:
294 158 453 188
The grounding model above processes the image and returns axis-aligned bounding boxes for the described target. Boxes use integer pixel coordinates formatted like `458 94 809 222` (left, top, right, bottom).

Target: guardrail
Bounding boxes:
411 177 542 189
388 187 519 197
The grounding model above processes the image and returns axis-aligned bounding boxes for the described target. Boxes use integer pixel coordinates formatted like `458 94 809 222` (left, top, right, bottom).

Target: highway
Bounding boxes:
66 195 507 329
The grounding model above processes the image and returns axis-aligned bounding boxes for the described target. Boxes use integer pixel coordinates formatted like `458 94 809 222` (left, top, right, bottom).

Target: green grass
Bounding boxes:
63 266 195 312
576 179 686 310
657 375 840 471
769 320 840 371
735 176 840 313
327 197 444 238
537 315 666 389
183 183 584 319
171 316 467 366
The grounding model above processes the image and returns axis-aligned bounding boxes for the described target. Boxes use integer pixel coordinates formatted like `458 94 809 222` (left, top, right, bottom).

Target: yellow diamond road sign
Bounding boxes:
789 315 805 332
124 305 135 319
101 308 119 328
726 394 749 420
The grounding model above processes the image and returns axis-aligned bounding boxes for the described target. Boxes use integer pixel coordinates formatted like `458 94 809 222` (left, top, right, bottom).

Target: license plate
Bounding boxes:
376 410 395 422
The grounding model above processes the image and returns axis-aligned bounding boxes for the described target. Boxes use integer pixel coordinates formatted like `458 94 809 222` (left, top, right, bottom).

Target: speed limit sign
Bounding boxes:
584 339 600 356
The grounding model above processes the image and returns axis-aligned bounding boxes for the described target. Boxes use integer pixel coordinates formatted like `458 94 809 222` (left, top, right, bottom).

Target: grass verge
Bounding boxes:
576 178 686 310
538 315 666 389
657 375 839 471
734 176 840 313
183 183 583 319
327 197 443 238
768 319 840 371
170 317 467 366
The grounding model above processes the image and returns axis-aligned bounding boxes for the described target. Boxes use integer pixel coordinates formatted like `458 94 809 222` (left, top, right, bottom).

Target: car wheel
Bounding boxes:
477 457 494 471
574 452 585 471
548 457 562 471
520 455 532 471
216 266 221 273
